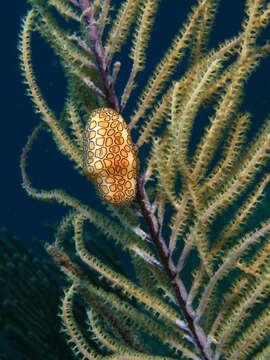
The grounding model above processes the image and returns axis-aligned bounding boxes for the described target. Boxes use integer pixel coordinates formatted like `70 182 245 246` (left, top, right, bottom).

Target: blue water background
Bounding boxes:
1 0 270 249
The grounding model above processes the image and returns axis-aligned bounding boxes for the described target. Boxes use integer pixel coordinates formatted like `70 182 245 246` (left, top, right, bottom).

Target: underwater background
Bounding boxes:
1 0 270 359
2 0 270 245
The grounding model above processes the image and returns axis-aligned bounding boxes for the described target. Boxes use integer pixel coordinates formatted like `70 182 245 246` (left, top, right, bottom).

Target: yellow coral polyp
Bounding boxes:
83 108 139 205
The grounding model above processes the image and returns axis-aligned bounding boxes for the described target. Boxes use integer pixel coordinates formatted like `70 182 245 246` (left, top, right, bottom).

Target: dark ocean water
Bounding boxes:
3 0 269 248
1 1 270 359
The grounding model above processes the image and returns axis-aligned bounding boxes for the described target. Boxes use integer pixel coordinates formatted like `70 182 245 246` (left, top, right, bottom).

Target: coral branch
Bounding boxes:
78 0 120 111
18 1 270 358
136 177 212 360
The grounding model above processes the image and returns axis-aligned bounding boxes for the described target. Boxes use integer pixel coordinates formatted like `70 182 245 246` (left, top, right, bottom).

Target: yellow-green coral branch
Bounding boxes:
61 283 100 359
19 9 83 167
196 222 270 320
73 212 189 333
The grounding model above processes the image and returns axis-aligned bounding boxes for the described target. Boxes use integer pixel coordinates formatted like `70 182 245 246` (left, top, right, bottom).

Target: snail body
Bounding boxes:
83 108 139 205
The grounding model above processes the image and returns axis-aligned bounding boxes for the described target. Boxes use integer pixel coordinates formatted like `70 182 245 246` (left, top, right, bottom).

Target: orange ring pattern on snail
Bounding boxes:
83 108 139 205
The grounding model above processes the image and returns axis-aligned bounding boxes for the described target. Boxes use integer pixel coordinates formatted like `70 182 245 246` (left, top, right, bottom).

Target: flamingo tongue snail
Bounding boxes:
83 108 139 205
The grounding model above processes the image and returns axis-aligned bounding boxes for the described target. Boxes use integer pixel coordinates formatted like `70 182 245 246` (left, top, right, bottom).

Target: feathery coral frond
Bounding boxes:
18 0 270 359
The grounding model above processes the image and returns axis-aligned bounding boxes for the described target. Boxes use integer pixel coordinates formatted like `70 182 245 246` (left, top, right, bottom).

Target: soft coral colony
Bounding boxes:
19 0 270 359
